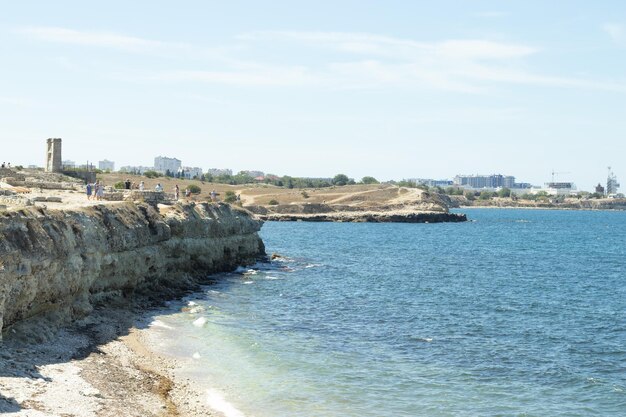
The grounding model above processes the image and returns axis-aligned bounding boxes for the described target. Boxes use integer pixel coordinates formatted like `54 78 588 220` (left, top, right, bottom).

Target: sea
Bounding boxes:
146 208 626 416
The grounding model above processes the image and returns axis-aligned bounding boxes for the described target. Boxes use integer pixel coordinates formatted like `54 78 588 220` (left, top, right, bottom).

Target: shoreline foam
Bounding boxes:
0 305 225 416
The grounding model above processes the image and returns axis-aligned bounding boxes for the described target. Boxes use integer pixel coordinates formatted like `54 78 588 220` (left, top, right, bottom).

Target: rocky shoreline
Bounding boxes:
0 200 266 416
0 179 465 416
245 203 467 223
0 304 225 416
0 201 265 341
257 210 467 223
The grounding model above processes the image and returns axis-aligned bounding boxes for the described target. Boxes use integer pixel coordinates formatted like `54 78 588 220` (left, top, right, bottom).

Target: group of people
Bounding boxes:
86 181 105 201
1 162 11 169
172 184 193 200
122 179 144 190
85 179 233 203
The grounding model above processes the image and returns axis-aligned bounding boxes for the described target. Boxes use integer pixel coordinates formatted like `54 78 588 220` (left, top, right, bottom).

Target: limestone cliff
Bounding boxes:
0 202 265 340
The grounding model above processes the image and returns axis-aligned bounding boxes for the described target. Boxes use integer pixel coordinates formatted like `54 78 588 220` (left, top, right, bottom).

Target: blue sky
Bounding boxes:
1 0 625 190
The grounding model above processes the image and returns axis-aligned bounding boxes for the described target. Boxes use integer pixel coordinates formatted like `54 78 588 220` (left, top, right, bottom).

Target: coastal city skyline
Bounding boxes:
2 1 625 191
38 148 620 195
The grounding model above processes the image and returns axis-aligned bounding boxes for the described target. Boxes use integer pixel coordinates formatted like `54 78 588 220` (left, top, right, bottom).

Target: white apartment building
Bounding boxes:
98 159 115 171
119 165 153 174
154 156 182 175
206 168 233 176
179 166 203 179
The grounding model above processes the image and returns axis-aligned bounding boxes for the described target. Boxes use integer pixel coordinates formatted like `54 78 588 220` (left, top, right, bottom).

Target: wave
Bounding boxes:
206 389 247 417
149 320 174 330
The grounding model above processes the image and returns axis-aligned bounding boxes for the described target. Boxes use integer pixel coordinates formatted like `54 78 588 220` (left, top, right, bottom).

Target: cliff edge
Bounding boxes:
0 202 265 341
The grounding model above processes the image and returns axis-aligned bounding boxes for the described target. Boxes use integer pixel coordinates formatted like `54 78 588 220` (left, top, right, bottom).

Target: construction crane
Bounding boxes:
551 170 570 183
607 167 620 195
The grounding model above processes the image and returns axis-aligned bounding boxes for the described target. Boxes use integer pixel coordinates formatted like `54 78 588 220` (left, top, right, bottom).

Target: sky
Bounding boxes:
1 0 625 191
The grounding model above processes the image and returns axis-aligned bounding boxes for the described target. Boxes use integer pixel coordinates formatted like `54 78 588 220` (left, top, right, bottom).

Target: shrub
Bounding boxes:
187 184 201 194
224 190 237 203
361 176 379 184
301 191 310 199
144 170 161 178
464 191 476 201
479 191 494 200
113 181 125 190
498 188 511 198
268 199 279 206
332 174 350 186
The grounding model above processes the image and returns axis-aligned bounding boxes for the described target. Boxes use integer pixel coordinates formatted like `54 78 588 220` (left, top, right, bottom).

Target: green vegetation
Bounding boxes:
224 190 237 203
479 191 495 200
332 174 351 186
187 184 201 194
445 187 464 195
113 181 125 190
301 190 310 199
144 170 161 179
498 188 511 198
268 199 279 205
360 176 379 184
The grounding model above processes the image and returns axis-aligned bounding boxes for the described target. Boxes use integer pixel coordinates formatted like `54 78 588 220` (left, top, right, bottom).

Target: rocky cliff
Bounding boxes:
0 202 265 340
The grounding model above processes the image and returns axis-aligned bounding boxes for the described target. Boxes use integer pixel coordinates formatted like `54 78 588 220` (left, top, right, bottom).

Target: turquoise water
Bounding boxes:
149 209 626 416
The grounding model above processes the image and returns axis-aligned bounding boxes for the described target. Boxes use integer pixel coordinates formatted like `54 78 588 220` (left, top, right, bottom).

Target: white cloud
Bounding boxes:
17 26 626 93
436 40 535 59
603 23 625 44
239 31 536 60
150 66 318 87
18 26 173 51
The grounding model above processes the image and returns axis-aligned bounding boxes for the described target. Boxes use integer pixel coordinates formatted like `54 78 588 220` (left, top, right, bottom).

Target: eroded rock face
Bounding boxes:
0 202 265 340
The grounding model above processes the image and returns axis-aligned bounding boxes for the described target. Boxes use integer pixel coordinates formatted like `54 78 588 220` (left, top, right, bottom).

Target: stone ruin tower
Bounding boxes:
45 138 62 172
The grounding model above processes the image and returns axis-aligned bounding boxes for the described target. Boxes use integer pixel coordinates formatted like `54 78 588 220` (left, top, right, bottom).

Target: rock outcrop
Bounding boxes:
254 210 467 223
0 202 265 340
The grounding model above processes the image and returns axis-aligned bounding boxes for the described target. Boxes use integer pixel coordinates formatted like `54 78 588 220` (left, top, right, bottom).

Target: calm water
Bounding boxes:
148 209 626 416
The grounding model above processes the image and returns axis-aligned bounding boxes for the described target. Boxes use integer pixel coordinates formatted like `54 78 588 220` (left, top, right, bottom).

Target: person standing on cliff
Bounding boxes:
139 181 145 191
174 184 180 200
96 182 105 200
124 179 131 190
86 182 93 200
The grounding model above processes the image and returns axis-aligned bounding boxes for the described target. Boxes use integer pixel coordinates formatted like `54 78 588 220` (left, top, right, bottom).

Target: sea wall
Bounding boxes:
0 202 265 340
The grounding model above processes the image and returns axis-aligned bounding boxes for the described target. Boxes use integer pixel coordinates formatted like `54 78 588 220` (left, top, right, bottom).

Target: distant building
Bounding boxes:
154 156 182 175
206 168 233 177
242 170 265 178
412 178 454 188
179 166 203 179
533 182 576 196
454 174 516 189
98 159 115 171
119 165 153 175
62 160 76 169
607 168 620 196
595 183 605 194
